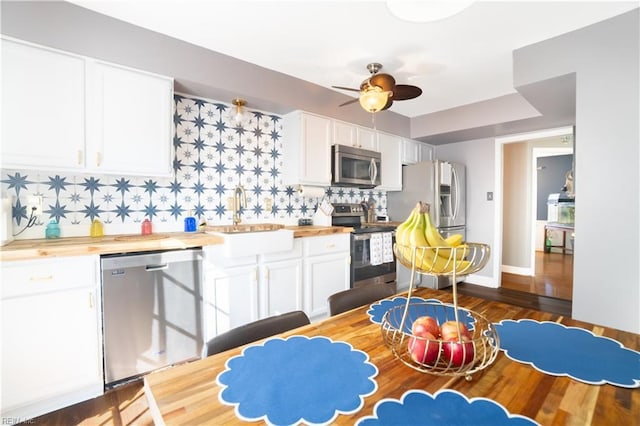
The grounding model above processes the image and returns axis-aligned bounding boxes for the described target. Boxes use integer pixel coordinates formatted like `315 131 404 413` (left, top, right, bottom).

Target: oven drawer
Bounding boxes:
303 234 350 257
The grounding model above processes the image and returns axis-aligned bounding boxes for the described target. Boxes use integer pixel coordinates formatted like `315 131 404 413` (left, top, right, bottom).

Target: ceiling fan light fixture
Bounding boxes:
359 85 391 113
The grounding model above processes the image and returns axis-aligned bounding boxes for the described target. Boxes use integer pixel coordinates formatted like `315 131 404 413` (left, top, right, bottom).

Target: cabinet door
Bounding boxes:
260 258 303 317
304 253 350 320
206 265 260 338
401 139 420 165
89 61 173 176
377 132 403 191
333 120 357 147
301 113 332 186
1 256 102 420
419 143 434 162
1 38 86 171
357 127 377 151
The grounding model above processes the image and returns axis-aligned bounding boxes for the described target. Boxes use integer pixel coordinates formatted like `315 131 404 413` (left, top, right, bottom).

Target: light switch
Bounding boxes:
487 192 493 201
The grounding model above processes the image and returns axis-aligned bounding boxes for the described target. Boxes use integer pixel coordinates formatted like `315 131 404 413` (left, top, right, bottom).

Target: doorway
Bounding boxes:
496 127 574 301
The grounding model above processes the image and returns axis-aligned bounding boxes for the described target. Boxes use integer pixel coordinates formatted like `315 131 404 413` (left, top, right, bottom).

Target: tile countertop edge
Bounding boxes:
0 226 353 261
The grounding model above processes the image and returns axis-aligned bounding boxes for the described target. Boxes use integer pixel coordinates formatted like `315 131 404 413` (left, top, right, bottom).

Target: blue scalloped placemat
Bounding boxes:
368 296 476 332
217 335 378 425
357 389 538 425
495 319 640 388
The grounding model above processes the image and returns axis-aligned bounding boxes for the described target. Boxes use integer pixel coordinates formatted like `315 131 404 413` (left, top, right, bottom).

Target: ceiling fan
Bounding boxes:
332 63 423 113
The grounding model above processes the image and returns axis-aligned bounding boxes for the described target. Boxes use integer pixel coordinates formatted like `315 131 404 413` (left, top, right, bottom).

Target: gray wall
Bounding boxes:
512 9 639 334
435 138 495 282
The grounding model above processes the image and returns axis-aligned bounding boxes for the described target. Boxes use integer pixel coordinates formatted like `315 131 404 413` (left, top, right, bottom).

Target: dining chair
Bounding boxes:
328 283 397 316
202 310 311 357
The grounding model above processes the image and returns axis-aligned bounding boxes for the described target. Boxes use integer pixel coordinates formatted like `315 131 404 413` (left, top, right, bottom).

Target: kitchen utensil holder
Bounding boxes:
382 243 499 380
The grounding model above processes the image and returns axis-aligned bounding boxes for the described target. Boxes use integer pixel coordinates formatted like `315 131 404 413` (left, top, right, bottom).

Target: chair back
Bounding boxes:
328 283 396 316
202 310 310 357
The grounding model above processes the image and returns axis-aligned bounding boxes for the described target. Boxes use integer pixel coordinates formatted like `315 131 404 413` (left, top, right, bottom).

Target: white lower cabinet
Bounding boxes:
0 256 103 420
259 240 304 318
203 234 349 339
302 234 351 320
203 240 303 341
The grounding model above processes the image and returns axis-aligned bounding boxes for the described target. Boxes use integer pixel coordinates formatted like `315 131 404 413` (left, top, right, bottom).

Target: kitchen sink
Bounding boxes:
205 224 293 257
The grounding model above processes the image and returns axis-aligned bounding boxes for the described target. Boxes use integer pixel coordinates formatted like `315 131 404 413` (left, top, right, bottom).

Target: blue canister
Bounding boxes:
45 220 61 239
184 216 197 232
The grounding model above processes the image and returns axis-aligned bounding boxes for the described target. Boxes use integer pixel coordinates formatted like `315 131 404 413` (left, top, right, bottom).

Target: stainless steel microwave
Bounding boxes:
331 144 381 188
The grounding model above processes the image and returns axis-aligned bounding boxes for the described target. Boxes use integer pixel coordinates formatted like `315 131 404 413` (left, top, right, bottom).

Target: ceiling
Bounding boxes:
68 1 637 118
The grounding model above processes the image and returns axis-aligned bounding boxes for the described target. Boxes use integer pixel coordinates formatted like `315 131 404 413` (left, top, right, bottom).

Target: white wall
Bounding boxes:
436 138 495 285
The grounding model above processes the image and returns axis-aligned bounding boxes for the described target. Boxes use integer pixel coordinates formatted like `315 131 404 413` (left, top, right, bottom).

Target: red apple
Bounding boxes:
408 332 440 365
411 316 440 338
441 336 475 367
440 320 471 340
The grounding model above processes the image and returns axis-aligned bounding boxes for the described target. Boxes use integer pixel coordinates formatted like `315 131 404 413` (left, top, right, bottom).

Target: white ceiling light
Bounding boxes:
386 0 474 23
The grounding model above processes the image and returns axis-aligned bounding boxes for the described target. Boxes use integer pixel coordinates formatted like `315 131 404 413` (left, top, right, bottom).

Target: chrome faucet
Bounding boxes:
232 185 246 225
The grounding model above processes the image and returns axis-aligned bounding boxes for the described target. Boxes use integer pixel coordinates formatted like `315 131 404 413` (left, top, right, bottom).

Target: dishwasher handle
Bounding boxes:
145 264 169 272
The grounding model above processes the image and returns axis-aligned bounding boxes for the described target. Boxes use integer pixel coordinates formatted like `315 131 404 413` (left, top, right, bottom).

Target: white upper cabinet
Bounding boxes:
1 37 174 176
282 111 332 187
419 143 434 162
332 120 377 151
1 38 86 171
401 139 420 165
377 132 403 191
333 120 357 147
357 127 377 151
401 138 435 165
88 61 173 176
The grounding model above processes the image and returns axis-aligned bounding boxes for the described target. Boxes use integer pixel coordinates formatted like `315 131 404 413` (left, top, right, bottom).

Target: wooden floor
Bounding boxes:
501 251 573 300
27 253 574 425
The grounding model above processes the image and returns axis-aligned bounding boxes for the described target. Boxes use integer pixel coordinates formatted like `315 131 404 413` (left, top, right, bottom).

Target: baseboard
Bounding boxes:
464 274 498 288
501 265 533 276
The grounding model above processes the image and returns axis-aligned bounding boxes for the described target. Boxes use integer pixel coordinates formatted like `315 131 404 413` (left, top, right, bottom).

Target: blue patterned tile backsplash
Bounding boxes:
1 94 388 239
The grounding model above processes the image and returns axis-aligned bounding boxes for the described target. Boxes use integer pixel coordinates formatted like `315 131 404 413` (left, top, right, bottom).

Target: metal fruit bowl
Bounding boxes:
394 242 490 277
381 302 500 379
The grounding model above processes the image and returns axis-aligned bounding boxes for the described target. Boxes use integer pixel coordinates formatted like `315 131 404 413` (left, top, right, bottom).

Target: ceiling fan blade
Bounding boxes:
332 85 361 93
338 98 359 107
393 84 422 100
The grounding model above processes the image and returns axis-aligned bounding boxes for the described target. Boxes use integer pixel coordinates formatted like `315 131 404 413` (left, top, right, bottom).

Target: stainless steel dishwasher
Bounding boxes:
101 248 203 387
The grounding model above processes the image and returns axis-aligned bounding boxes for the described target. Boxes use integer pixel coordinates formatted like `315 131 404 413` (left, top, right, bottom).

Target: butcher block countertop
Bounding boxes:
0 225 352 261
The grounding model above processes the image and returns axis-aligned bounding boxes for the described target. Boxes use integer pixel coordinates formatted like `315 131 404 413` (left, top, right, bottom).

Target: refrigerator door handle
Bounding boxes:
451 165 460 220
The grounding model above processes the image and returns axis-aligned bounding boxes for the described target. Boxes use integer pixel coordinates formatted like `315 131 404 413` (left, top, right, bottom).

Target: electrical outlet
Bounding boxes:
265 198 273 211
486 192 494 201
27 195 43 217
226 197 234 210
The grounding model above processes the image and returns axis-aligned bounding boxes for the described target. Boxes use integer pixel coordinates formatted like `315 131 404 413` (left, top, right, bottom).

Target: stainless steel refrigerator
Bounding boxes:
387 160 466 289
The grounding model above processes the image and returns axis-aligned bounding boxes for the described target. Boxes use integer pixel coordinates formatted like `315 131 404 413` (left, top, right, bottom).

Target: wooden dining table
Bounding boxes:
143 287 639 425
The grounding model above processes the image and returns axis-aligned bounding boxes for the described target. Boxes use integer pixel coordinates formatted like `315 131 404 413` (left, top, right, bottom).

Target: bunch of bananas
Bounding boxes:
395 202 471 274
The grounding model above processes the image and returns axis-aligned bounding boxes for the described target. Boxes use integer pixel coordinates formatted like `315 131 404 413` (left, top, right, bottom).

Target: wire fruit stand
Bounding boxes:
381 243 499 380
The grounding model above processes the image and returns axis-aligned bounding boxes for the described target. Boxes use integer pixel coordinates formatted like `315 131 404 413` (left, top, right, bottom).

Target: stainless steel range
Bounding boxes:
331 203 396 289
